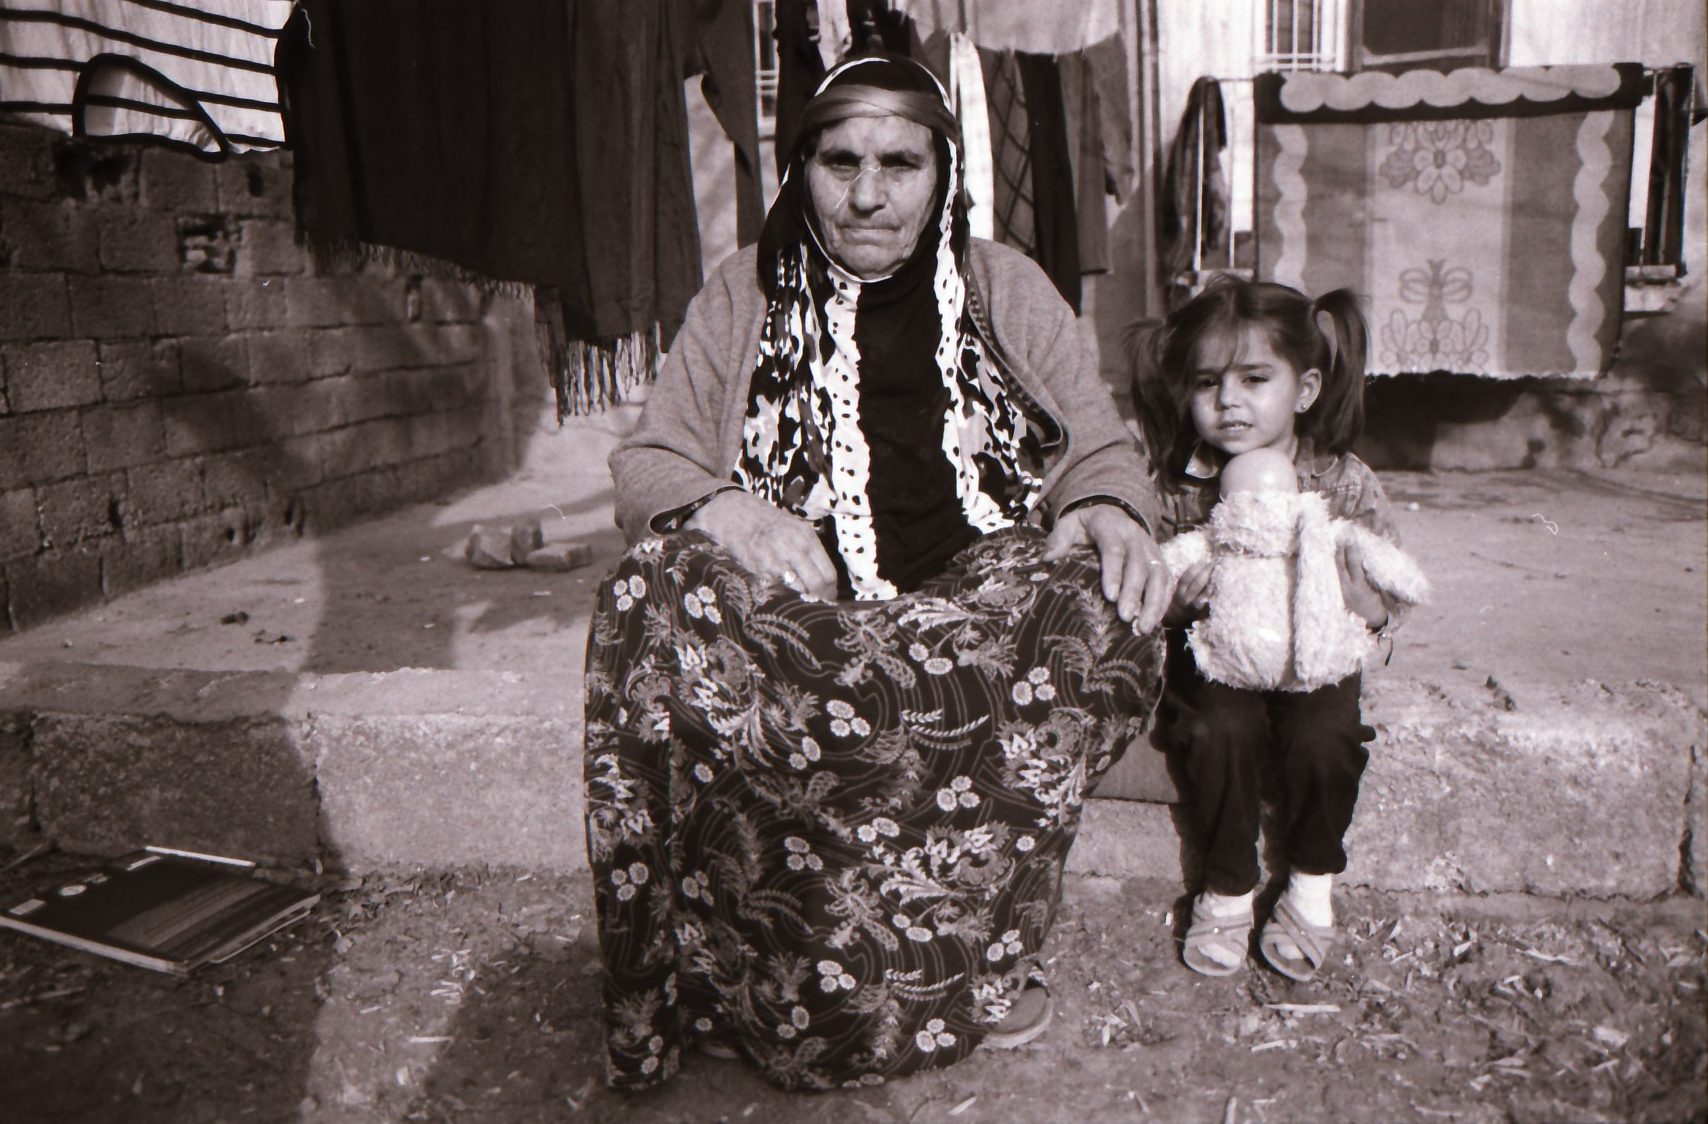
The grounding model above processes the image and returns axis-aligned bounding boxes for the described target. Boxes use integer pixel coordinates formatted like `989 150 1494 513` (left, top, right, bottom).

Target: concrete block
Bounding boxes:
312 713 584 869
414 277 485 323
202 446 306 507
96 209 179 272
214 155 293 219
1345 680 1702 899
139 147 218 212
3 544 102 629
175 214 236 275
0 122 57 199
179 334 248 392
164 390 277 456
0 488 39 561
98 339 181 400
224 277 289 331
121 459 205 526
1070 800 1188 884
177 508 254 570
467 525 517 569
103 523 184 596
36 473 121 546
31 712 321 866
151 276 230 336
2 340 101 411
245 330 313 386
0 411 86 488
235 218 306 276
1 198 100 272
67 275 155 339
305 327 355 377
83 400 167 473
348 320 439 372
0 274 73 342
286 276 403 330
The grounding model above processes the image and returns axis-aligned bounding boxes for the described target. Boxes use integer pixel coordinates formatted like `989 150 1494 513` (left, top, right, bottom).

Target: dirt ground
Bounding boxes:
2 850 1703 1124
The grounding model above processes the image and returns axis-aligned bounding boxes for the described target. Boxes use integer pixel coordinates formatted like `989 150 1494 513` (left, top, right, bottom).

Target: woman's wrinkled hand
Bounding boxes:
1042 503 1170 633
686 490 838 600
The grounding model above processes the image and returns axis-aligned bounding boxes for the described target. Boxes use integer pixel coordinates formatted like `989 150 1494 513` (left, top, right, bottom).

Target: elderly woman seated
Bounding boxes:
585 54 1168 1091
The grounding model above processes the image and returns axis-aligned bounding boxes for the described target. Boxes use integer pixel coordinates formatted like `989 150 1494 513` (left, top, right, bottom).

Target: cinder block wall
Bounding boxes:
0 121 544 632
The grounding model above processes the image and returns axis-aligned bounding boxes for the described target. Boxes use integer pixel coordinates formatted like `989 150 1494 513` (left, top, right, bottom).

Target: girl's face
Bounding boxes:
1187 323 1321 460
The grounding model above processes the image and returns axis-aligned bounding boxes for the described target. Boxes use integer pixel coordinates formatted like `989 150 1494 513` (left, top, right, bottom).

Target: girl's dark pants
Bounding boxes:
1159 629 1375 896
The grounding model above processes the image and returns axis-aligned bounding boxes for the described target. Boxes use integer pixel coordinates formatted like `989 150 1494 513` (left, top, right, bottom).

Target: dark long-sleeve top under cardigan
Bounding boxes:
611 238 1161 547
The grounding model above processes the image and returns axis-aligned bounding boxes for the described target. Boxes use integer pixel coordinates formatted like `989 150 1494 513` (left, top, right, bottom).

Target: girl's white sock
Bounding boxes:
1286 871 1334 927
1195 890 1254 968
1201 889 1254 917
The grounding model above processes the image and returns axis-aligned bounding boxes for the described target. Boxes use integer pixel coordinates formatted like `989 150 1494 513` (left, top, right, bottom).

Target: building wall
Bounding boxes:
0 121 544 633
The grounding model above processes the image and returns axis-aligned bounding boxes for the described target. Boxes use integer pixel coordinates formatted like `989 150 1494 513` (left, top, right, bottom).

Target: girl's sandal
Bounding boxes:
983 978 1054 1048
1258 896 1336 982
1182 896 1254 977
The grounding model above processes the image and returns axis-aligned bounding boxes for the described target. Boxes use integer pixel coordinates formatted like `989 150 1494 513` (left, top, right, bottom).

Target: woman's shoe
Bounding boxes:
982 979 1053 1048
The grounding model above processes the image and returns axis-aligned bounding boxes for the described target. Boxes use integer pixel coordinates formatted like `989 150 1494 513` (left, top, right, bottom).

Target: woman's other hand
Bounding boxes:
1336 538 1390 629
687 490 839 600
1163 560 1211 628
1043 504 1170 633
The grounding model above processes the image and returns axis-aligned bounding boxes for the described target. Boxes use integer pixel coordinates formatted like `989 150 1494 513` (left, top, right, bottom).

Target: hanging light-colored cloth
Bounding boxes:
947 32 995 240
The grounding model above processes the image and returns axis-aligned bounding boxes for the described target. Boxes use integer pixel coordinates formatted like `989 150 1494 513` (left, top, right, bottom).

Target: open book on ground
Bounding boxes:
0 847 320 975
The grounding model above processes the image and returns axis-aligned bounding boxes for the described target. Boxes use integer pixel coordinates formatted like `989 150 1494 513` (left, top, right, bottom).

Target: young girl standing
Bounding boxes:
1134 275 1401 981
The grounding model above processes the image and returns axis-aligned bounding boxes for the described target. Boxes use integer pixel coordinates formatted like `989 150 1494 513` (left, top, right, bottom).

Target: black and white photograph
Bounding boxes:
0 1 1703 1120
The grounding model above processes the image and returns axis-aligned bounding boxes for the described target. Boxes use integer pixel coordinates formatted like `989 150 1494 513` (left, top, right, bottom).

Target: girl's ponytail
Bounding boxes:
1304 288 1369 453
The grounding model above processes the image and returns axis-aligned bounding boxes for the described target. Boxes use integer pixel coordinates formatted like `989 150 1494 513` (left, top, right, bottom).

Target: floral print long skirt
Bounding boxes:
584 526 1164 1091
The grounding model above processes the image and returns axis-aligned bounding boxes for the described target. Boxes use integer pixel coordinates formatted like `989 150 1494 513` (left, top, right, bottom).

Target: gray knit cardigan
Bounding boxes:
609 239 1160 544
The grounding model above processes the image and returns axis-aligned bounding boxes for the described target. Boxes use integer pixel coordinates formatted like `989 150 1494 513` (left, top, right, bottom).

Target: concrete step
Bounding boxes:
3 660 1701 898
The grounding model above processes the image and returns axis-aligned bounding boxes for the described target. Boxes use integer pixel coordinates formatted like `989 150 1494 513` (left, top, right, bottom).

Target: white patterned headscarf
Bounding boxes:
733 56 1042 600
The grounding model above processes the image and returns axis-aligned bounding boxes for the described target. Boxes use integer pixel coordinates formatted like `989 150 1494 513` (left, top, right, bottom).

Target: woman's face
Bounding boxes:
806 115 939 280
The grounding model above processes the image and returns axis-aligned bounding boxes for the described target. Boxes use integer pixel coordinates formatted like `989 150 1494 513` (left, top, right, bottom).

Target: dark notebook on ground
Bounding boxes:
0 847 319 975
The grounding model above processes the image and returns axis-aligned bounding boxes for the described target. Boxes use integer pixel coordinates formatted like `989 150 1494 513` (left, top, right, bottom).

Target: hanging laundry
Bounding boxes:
1059 51 1109 274
772 0 828 178
900 0 1120 56
983 50 1035 257
1159 76 1230 288
279 0 702 417
947 32 994 240
0 0 290 155
816 0 851 70
984 49 1079 311
1083 32 1135 203
684 0 766 247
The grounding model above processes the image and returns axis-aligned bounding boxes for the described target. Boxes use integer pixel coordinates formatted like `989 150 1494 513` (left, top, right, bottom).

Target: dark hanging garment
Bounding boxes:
1059 50 1110 275
771 0 828 178
278 0 702 416
1159 76 1230 284
684 0 766 246
1015 52 1080 313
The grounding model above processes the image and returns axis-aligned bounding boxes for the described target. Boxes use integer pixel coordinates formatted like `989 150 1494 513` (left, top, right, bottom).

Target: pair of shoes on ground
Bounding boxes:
1183 893 1335 981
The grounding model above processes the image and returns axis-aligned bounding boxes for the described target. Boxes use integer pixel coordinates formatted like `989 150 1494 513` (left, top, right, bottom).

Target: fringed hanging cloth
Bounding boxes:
1253 64 1645 379
277 0 704 417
